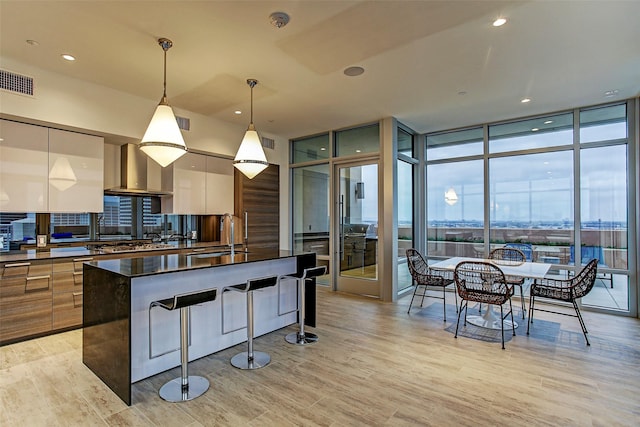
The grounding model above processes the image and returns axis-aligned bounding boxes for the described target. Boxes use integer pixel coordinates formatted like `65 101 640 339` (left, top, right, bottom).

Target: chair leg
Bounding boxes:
454 300 465 339
509 298 516 337
420 285 427 307
407 286 418 314
572 300 590 346
442 286 447 322
527 295 533 332
518 283 526 319
499 304 505 349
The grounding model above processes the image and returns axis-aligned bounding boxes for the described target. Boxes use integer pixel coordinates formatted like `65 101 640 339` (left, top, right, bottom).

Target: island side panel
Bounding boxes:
297 252 318 327
82 263 132 405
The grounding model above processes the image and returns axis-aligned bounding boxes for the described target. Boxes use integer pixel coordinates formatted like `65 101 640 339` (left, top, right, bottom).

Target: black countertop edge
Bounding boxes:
86 249 308 278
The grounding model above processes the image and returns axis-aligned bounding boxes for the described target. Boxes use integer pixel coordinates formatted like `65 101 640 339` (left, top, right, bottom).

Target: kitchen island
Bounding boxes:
82 249 316 405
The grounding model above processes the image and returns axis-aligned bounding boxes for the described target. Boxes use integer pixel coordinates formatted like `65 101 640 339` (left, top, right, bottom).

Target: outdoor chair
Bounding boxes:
406 249 457 321
505 243 533 261
489 247 528 319
453 261 515 349
570 245 612 288
527 258 598 345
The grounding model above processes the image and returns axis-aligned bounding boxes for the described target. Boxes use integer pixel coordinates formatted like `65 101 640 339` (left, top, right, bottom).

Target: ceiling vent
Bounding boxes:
0 69 34 96
175 115 190 131
261 137 275 150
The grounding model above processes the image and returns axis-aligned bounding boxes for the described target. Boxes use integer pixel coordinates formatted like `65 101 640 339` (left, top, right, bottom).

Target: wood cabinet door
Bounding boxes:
235 164 279 250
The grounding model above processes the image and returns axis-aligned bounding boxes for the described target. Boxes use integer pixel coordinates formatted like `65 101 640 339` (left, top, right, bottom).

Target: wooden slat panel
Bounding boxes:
235 164 280 250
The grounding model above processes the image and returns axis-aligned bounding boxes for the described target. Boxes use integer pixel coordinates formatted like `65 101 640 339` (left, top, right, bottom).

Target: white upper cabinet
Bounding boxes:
161 153 234 215
48 129 104 213
205 156 234 215
0 120 49 212
162 152 207 214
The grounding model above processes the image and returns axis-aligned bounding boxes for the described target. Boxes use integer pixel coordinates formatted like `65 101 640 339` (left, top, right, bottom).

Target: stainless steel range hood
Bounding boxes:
104 144 172 197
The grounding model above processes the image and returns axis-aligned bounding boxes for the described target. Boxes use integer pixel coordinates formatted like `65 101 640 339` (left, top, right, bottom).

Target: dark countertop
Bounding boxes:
0 241 231 263
86 248 300 278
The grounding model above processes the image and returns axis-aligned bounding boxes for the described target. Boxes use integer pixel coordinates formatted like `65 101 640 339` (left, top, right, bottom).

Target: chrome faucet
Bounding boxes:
221 213 235 257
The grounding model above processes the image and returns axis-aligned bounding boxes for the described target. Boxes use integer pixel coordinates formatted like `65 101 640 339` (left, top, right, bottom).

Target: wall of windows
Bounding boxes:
425 101 635 314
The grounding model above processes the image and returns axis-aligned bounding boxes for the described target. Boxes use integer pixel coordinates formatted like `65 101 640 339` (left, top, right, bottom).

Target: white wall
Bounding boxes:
0 56 291 249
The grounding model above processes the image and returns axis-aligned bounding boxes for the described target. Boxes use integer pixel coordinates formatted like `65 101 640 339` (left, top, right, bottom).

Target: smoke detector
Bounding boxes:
269 12 290 28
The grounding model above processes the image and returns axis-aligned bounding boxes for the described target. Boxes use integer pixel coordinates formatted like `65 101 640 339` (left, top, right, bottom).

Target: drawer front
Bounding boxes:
53 291 83 330
1 275 52 298
52 260 73 274
0 293 52 342
52 270 82 293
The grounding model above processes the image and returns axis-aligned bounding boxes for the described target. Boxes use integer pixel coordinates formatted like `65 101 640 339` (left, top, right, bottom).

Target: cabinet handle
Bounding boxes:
73 271 83 285
73 257 93 262
4 262 31 268
2 262 31 278
72 292 83 307
191 248 207 252
25 275 50 293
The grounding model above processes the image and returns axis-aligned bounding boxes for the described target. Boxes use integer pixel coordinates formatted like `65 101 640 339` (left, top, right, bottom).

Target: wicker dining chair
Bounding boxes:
454 261 515 349
489 247 527 319
406 249 457 321
527 258 598 346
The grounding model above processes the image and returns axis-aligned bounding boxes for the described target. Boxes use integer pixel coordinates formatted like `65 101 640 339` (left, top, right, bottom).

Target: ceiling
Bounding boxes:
1 1 639 141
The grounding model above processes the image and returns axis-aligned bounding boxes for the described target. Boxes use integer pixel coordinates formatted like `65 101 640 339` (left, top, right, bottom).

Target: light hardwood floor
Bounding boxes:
1 287 639 426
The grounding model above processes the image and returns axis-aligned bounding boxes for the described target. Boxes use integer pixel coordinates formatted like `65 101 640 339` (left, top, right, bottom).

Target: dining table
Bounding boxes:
430 256 551 330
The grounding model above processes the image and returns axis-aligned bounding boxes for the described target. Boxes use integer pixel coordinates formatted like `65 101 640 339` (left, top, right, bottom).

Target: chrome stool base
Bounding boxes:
159 375 209 402
285 331 318 345
230 351 271 370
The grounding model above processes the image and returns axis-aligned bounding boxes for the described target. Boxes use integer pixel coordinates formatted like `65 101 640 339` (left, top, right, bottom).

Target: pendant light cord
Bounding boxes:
247 79 258 126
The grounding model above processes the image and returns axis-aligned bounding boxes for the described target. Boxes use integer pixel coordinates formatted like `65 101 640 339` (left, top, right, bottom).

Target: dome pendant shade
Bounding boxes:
233 78 268 179
140 102 187 167
234 123 268 179
139 38 187 168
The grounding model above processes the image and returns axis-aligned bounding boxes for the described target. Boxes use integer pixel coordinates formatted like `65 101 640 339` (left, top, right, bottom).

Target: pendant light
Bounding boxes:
139 38 187 167
233 79 268 179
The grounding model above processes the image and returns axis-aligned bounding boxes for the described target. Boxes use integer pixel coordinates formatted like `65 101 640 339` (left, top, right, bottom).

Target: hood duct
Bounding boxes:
104 144 172 197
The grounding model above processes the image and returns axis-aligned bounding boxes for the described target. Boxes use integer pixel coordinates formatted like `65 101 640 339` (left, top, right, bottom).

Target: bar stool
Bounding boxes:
149 288 218 402
224 276 278 370
280 265 326 345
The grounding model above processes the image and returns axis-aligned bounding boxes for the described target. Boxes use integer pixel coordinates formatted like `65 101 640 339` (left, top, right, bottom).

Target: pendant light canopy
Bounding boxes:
140 38 187 167
234 79 268 179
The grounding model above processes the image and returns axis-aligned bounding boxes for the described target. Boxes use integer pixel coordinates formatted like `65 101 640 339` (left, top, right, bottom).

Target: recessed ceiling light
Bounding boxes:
493 18 507 27
61 54 75 61
355 149 362 153
26 39 39 46
544 120 553 124
521 98 531 103
604 89 619 97
234 110 242 115
320 147 326 151
531 128 539 132
344 66 365 77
